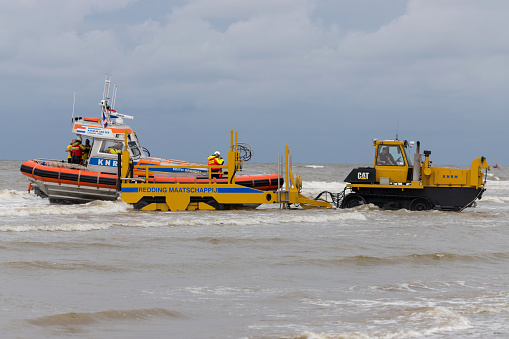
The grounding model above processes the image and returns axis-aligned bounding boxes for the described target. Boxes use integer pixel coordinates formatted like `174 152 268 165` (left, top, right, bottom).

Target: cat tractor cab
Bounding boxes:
341 138 489 211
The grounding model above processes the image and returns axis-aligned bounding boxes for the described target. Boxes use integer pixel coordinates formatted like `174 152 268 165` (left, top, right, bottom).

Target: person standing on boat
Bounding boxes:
71 139 84 164
65 139 76 163
81 139 91 164
208 151 224 178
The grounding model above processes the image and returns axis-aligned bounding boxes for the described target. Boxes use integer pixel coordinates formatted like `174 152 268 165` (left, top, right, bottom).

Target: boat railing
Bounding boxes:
135 164 228 184
142 158 193 165
33 158 88 170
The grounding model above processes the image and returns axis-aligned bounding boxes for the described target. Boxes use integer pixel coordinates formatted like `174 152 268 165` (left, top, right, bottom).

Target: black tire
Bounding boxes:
133 199 151 210
341 194 366 209
204 198 222 210
409 198 432 211
133 196 165 210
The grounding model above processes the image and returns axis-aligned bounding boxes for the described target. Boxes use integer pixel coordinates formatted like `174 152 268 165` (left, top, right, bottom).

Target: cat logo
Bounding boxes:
357 172 369 180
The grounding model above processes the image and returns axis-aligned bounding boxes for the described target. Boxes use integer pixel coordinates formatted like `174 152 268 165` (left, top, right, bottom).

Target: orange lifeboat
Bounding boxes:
20 159 283 203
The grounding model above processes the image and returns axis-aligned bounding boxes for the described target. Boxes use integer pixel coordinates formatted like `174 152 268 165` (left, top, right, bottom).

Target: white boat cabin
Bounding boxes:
68 76 206 176
72 116 145 174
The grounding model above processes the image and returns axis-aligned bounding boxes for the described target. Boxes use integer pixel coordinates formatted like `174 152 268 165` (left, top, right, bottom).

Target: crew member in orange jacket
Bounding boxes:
70 139 85 164
208 151 224 178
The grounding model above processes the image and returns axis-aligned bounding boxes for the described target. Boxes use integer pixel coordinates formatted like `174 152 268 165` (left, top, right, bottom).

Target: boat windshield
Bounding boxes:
128 141 142 159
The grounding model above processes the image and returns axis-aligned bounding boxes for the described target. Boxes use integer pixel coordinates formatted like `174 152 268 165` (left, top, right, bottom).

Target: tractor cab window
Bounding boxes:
403 146 414 167
377 145 405 166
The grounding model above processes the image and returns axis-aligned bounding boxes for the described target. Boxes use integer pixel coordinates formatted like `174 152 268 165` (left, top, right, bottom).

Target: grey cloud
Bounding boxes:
1 0 508 165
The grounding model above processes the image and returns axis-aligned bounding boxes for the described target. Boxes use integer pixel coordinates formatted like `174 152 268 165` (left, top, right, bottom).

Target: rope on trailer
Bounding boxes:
313 188 347 208
237 143 252 162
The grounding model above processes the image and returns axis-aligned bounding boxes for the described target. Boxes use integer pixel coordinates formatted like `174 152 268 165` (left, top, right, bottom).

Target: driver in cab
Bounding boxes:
377 147 396 165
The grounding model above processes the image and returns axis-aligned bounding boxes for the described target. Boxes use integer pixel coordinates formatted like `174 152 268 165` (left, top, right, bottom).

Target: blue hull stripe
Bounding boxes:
121 186 261 194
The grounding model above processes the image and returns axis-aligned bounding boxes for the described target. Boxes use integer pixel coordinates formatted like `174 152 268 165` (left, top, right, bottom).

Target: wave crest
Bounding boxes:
26 308 187 327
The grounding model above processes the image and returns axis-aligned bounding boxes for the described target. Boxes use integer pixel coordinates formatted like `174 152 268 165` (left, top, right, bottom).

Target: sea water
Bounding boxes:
1 160 509 338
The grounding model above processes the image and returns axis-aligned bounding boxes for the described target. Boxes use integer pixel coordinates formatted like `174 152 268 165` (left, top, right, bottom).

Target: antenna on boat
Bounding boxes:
100 74 113 127
112 84 117 110
71 90 77 125
103 74 111 101
99 74 134 125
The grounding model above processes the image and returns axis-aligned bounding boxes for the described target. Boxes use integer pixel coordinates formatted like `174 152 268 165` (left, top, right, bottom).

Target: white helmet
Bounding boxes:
214 151 220 156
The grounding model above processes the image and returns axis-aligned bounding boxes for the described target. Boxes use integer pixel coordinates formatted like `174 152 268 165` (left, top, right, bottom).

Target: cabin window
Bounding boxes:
99 140 124 154
376 145 405 166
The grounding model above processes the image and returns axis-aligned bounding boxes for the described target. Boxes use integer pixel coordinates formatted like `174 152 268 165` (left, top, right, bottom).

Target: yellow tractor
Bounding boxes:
341 139 489 211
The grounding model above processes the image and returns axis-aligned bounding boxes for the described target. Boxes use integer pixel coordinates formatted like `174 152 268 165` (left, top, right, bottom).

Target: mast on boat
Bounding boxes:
100 74 133 127
71 90 77 126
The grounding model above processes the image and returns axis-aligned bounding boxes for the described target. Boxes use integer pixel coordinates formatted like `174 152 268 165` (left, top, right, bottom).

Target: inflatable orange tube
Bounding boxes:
21 160 283 191
20 160 117 189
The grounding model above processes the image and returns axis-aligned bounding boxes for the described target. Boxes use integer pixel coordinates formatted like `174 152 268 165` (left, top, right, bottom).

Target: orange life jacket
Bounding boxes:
208 155 224 173
71 142 83 157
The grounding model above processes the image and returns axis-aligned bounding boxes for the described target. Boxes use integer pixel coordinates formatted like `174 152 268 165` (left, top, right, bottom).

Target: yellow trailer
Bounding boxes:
118 131 332 211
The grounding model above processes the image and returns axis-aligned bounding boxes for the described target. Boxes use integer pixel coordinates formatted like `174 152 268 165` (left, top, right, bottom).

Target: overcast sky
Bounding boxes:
1 0 508 165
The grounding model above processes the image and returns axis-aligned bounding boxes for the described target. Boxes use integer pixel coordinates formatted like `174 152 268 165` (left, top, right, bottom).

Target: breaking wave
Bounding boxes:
25 308 187 327
3 260 126 272
0 199 131 218
1 208 366 231
287 306 470 339
1 222 115 232
289 252 509 270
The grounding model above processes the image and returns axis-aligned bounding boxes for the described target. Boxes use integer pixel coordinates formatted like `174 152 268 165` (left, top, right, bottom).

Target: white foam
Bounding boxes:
484 180 509 189
93 210 367 228
481 195 509 203
415 306 471 335
0 199 131 217
0 189 27 201
0 189 46 205
300 181 346 199
303 181 346 190
294 306 471 338
0 222 113 232
273 211 366 224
